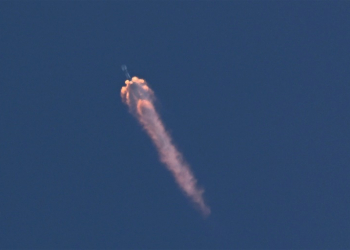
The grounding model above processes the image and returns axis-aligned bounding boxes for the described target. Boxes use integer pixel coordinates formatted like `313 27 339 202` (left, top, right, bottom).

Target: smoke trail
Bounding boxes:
121 76 210 216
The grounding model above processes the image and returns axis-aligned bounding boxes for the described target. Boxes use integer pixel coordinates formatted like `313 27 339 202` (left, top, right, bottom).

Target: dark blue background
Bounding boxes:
1 2 349 249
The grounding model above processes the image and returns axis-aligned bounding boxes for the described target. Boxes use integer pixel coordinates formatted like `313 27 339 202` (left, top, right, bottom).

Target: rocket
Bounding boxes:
121 65 131 80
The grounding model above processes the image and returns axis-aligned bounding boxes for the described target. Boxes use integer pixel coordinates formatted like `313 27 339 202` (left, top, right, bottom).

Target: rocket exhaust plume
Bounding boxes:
121 74 210 216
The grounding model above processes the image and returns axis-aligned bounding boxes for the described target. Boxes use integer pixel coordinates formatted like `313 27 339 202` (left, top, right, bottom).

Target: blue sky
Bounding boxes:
1 2 350 249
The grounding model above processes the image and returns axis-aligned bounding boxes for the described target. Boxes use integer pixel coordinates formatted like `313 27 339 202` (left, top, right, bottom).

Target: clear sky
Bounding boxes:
1 2 349 249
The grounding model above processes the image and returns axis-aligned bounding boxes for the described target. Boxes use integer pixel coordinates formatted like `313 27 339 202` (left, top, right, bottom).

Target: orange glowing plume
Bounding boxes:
121 76 210 216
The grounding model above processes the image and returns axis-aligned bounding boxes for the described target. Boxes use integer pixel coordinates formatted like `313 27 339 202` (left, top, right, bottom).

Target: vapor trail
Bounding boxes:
121 76 210 216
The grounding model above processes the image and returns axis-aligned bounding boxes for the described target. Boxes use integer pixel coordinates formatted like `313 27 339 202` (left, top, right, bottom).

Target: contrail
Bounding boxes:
120 72 210 216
